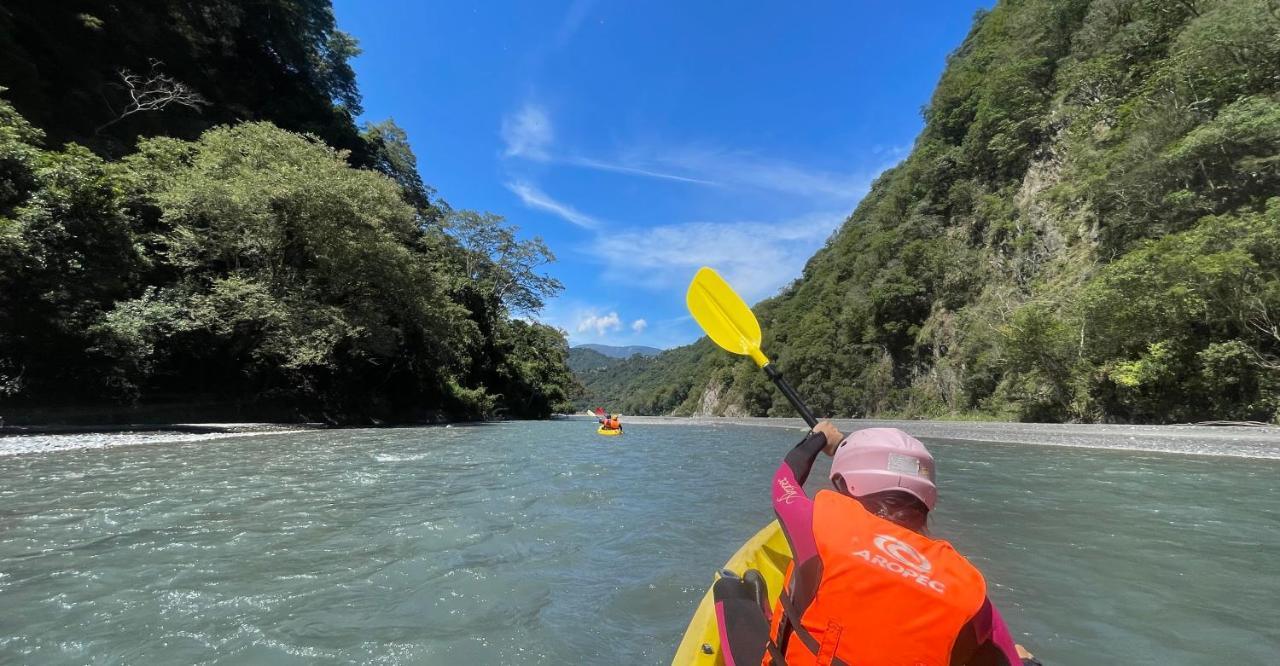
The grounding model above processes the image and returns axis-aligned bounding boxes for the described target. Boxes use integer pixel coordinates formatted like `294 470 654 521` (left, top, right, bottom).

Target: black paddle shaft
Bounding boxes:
763 364 818 428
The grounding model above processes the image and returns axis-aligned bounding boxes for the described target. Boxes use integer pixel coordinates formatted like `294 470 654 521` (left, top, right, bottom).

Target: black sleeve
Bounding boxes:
782 431 827 487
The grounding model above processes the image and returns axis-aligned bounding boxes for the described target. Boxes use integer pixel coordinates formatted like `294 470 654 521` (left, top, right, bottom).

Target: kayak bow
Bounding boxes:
671 521 792 665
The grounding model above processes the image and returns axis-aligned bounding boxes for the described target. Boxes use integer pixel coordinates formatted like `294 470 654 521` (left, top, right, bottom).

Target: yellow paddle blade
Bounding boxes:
686 266 770 368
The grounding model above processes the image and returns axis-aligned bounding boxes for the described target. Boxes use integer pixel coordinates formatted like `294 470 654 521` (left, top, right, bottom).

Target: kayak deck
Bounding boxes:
671 521 792 665
596 426 623 436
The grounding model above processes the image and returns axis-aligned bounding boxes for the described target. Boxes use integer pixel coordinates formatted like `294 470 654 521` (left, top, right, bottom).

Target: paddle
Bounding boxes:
685 266 817 428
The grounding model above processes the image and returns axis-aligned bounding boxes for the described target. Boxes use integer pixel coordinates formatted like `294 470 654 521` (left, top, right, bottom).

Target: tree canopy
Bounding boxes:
0 1 576 423
0 0 368 158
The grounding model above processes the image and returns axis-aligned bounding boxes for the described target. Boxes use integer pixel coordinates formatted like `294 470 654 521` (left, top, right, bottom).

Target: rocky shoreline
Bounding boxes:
615 415 1280 459
5 416 1279 459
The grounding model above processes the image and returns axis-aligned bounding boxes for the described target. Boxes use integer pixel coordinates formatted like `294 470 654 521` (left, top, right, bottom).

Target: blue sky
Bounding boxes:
333 1 991 348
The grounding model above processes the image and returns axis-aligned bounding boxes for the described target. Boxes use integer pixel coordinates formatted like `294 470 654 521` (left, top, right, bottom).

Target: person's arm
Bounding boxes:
953 598 1033 666
771 422 842 593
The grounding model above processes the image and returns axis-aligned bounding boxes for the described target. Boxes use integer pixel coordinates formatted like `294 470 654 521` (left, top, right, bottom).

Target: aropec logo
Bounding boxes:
874 535 932 573
776 477 800 504
852 534 946 594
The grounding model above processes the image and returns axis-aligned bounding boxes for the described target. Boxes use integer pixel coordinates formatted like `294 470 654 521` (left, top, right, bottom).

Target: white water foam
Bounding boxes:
0 430 293 457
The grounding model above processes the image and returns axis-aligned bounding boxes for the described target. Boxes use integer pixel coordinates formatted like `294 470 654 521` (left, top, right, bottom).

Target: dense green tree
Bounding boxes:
361 119 445 223
0 128 144 401
0 97 575 422
0 0 578 424
1080 200 1280 421
447 210 563 315
96 123 472 412
0 0 368 159
492 320 576 417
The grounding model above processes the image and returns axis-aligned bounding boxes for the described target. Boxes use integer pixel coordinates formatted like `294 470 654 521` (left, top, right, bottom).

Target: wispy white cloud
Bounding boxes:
564 155 721 185
577 311 622 336
499 105 887 201
505 180 601 229
577 144 884 201
501 103 553 160
631 318 648 333
554 0 597 48
596 211 846 303
650 147 874 200
500 104 703 181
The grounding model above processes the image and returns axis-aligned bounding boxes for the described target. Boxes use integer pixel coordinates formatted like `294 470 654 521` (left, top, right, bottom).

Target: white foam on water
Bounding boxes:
0 430 296 457
371 452 431 462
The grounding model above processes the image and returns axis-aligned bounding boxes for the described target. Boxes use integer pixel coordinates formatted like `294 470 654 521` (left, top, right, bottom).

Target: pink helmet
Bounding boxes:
829 428 937 511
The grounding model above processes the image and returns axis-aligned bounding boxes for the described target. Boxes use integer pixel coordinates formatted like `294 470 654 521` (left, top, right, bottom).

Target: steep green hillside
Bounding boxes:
588 0 1280 424
574 341 719 413
569 345 666 410
0 2 575 424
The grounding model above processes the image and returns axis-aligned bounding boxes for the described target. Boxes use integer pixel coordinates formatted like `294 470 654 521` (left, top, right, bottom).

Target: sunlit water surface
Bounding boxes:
1 421 1277 664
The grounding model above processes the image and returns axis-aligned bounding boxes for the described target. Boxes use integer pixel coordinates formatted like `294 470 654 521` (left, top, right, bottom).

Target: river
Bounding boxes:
1 420 1277 664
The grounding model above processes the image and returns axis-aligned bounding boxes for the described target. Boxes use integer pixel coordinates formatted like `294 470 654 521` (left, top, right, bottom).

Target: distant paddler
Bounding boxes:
590 408 623 434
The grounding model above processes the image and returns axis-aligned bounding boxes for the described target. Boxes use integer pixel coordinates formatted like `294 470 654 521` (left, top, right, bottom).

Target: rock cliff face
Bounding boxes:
581 0 1280 424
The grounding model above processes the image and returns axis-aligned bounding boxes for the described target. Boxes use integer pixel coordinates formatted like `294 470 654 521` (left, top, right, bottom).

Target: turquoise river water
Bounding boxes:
1 420 1278 664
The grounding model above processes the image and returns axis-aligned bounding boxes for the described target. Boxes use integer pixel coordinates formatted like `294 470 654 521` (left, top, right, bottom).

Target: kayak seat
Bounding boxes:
713 568 774 664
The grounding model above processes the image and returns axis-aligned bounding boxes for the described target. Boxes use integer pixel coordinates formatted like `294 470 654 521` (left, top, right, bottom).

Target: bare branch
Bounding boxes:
96 59 209 134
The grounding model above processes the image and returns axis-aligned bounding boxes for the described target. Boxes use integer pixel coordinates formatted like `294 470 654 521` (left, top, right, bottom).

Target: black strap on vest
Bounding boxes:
773 593 851 666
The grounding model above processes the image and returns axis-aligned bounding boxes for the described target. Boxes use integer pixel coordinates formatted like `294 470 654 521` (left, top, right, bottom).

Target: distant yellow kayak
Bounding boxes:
596 426 623 436
671 521 792 665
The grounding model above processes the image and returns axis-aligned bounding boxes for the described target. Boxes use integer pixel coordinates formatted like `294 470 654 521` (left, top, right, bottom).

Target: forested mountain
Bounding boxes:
584 0 1280 424
573 341 714 413
0 1 575 424
568 347 623 374
577 344 662 359
568 346 664 408
566 346 664 409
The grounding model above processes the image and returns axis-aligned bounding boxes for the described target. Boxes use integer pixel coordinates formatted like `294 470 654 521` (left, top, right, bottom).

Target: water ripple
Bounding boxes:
1 422 1278 663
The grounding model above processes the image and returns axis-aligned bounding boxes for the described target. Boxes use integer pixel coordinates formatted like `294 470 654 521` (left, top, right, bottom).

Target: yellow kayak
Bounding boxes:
671 521 792 665
596 426 623 436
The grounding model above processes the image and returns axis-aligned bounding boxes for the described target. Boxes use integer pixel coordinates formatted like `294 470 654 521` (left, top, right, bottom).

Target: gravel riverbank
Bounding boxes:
5 416 1278 459
617 415 1280 459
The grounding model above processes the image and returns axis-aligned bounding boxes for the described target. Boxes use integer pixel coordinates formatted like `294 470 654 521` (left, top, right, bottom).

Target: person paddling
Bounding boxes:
595 410 622 432
684 267 1037 665
754 420 1036 665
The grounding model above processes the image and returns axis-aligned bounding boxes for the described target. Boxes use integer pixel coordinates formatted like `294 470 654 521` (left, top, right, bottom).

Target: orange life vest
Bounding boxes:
766 490 988 666
607 418 620 429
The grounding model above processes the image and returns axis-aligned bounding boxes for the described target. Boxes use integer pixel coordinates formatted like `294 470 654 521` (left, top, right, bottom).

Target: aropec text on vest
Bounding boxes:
776 477 800 504
851 534 947 594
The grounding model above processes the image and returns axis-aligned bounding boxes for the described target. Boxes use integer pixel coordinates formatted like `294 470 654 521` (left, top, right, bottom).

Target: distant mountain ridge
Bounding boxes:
567 347 622 374
568 345 665 410
576 344 662 359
